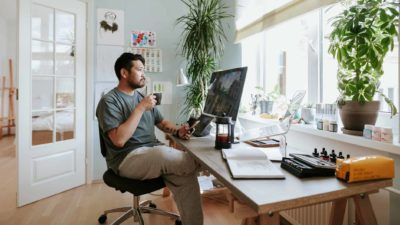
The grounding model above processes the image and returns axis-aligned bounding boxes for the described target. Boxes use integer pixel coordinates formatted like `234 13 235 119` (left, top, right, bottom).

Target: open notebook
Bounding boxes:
222 148 285 179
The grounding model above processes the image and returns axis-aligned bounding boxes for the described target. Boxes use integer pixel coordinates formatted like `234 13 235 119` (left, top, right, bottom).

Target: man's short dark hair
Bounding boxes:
114 53 145 80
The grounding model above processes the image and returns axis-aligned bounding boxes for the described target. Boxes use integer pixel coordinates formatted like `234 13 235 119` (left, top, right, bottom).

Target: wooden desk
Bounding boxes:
166 134 392 225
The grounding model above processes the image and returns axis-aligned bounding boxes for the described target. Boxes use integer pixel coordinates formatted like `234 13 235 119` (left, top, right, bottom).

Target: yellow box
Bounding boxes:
336 155 394 183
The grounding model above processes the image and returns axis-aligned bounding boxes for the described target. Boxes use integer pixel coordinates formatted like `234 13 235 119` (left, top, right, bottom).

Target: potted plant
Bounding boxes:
328 0 399 133
301 103 315 124
177 0 232 119
256 85 280 114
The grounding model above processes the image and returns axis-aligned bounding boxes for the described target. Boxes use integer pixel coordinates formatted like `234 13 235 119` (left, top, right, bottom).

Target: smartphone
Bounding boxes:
188 120 200 133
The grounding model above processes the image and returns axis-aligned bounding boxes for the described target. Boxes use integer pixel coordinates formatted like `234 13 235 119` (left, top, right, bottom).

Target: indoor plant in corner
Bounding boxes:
328 0 399 134
176 0 232 119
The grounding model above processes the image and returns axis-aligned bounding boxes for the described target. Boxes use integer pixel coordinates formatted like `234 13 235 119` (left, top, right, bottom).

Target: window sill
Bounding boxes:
238 113 400 156
290 123 400 156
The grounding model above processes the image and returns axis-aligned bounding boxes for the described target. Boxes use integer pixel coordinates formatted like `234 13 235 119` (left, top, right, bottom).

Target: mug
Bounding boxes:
153 93 162 105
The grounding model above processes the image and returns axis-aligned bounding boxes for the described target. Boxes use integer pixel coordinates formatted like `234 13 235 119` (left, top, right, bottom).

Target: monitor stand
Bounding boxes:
231 121 239 144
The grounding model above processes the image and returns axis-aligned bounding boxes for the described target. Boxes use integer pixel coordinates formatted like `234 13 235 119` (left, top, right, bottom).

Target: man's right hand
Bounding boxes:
138 95 156 111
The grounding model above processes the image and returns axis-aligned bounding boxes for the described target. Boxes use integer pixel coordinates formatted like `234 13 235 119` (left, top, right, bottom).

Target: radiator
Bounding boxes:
281 202 335 225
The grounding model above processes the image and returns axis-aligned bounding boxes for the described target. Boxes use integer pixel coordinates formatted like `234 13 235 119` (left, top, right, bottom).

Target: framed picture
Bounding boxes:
97 8 124 45
131 31 156 47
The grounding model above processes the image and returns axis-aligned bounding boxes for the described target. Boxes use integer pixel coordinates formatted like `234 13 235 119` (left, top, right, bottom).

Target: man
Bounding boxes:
96 53 203 225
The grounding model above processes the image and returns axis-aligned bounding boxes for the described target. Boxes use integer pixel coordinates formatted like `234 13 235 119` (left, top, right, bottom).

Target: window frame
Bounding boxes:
241 5 400 139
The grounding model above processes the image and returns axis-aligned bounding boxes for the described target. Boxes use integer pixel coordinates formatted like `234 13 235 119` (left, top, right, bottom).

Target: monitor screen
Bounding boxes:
203 67 247 121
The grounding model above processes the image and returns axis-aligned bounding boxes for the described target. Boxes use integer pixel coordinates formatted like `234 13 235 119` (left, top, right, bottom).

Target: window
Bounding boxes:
241 3 399 133
241 10 320 105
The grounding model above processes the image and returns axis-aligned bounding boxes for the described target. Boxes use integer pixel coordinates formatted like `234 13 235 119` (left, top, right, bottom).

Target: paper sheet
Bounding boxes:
197 176 214 192
97 8 124 45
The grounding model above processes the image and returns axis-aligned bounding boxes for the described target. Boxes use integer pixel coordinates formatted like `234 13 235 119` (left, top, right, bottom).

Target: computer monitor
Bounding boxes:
193 67 247 137
203 67 247 120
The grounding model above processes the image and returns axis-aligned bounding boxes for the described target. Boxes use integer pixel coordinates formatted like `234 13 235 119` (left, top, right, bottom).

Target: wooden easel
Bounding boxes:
0 59 16 139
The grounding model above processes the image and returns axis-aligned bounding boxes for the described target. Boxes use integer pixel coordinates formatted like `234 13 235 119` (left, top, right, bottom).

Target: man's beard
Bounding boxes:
127 78 145 90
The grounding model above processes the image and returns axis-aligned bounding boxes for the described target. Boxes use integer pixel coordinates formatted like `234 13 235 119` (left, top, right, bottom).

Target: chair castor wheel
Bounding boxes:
175 219 182 225
98 214 107 224
149 202 157 208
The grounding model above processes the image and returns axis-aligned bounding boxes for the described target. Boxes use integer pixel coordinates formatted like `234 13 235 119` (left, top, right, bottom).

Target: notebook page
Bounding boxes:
222 148 268 160
227 159 285 178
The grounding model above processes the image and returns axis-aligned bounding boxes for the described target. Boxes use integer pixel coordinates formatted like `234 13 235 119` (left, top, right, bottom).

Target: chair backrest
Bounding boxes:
98 126 107 157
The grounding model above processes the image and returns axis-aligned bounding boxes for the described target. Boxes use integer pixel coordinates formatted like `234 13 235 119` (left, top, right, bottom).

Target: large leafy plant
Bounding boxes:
177 0 232 118
328 0 399 116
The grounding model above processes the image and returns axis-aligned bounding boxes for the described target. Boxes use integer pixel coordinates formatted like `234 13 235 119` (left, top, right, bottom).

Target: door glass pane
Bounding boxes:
55 110 75 142
32 77 54 111
55 11 75 44
55 44 75 76
32 4 54 41
56 78 75 108
32 40 54 75
32 111 54 145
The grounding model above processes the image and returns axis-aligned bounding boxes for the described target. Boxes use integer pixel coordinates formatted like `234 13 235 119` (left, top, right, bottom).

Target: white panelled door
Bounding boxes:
17 0 86 206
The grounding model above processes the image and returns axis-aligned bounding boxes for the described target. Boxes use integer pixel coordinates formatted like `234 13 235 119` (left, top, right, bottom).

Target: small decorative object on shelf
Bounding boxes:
300 104 314 124
328 120 338 133
362 124 393 144
315 103 338 132
363 124 374 139
372 127 382 141
381 128 393 143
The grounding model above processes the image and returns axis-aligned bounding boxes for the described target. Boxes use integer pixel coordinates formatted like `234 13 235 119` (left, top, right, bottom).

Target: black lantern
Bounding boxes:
215 114 233 149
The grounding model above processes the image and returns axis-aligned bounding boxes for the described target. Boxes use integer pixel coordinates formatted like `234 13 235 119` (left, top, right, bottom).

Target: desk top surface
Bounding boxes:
167 135 393 214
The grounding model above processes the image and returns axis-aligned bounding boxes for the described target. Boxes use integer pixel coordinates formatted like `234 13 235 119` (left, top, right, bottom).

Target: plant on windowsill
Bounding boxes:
176 0 232 119
301 103 315 124
256 85 280 115
328 0 399 134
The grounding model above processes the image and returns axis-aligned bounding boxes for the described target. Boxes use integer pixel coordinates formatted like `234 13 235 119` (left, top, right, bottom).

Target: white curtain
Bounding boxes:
235 0 337 42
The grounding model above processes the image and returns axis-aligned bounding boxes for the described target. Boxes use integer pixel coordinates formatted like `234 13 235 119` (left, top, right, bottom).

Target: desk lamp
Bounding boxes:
176 68 189 86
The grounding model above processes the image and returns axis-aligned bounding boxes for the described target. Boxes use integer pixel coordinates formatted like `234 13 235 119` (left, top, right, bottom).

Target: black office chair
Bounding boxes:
98 127 181 225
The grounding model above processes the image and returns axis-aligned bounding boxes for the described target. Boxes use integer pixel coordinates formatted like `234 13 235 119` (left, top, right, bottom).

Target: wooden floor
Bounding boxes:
0 136 241 225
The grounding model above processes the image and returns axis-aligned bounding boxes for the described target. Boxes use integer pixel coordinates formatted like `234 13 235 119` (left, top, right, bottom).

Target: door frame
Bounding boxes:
83 0 94 184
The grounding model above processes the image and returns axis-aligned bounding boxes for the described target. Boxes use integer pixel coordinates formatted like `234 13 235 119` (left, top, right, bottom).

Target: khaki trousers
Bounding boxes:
119 145 203 225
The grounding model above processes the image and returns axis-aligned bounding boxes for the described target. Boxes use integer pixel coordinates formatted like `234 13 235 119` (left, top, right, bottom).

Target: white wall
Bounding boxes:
0 18 7 75
0 7 17 135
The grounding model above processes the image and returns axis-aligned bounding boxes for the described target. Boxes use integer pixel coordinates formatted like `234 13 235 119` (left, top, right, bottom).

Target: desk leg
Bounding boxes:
329 198 347 225
353 194 378 225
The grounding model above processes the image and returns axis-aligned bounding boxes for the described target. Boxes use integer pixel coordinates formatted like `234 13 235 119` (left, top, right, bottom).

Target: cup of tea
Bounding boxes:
153 93 162 105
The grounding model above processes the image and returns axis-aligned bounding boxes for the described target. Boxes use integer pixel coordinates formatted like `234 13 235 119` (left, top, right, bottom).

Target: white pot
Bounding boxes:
301 108 315 124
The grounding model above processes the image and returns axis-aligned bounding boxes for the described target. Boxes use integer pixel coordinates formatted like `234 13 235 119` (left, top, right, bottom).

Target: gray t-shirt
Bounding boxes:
96 88 164 174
